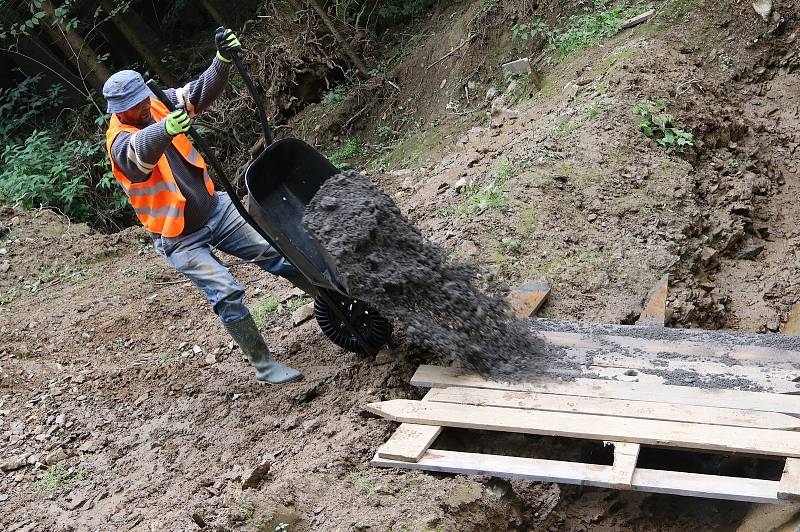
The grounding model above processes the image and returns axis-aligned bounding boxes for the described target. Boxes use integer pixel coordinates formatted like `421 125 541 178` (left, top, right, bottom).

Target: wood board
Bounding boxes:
372 449 788 504
411 365 800 415
426 387 800 430
366 399 800 458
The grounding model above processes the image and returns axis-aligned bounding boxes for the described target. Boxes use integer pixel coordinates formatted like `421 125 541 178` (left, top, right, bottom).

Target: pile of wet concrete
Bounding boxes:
303 171 548 379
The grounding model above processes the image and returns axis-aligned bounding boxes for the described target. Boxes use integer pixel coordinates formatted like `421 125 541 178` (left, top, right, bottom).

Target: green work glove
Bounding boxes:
164 109 191 136
214 27 241 63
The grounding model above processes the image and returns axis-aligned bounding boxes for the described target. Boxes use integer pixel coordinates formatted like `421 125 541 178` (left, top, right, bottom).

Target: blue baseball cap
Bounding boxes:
102 70 154 113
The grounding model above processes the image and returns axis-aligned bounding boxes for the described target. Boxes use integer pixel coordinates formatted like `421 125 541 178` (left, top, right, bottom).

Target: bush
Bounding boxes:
0 73 63 144
0 130 130 224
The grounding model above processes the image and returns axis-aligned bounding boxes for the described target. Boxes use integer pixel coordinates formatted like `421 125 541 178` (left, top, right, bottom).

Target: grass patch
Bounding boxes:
155 351 173 363
252 295 279 326
518 1 654 58
0 292 14 305
515 206 539 234
35 464 86 494
286 296 310 311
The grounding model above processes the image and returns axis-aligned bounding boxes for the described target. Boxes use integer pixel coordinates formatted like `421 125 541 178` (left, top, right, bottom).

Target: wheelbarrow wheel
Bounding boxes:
314 294 392 356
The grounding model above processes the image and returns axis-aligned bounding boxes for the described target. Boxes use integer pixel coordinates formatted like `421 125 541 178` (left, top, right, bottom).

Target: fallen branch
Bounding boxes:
622 9 656 29
426 34 476 70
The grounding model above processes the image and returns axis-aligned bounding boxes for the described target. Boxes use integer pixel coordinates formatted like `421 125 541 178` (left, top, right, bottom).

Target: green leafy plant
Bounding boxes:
252 295 279 326
0 74 63 144
501 237 521 253
0 130 129 223
634 99 694 153
329 138 361 167
511 18 549 43
35 464 86 494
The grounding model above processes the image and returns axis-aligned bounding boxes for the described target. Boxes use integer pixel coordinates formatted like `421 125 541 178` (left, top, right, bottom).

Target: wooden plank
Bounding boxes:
610 442 640 490
411 365 800 415
636 275 669 326
378 390 441 462
377 424 442 463
372 449 787 504
427 387 800 430
366 399 800 458
506 280 551 318
778 458 800 501
590 352 800 394
537 329 800 365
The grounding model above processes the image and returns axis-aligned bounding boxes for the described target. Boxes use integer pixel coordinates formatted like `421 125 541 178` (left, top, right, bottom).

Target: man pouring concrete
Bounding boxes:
103 28 304 384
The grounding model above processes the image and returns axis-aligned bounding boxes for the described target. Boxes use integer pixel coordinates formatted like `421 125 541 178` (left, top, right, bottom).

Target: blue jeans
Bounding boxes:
154 192 297 324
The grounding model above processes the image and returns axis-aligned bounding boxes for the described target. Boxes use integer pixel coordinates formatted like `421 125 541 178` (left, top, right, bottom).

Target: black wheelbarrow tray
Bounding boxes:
245 139 392 356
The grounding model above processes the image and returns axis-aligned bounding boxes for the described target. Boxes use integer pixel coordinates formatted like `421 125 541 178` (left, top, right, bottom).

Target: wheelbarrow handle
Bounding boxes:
231 54 273 147
216 26 273 147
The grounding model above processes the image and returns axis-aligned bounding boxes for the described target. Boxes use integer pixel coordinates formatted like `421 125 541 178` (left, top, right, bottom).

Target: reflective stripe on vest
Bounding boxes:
134 205 182 218
125 180 179 197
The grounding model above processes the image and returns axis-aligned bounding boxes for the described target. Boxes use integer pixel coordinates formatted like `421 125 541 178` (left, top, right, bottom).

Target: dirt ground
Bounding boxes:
3 0 800 530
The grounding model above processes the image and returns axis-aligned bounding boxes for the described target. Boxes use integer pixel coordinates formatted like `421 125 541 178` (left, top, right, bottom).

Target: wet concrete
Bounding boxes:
304 171 549 379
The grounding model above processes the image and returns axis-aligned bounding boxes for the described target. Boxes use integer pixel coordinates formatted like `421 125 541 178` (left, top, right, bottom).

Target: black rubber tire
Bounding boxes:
314 295 392 356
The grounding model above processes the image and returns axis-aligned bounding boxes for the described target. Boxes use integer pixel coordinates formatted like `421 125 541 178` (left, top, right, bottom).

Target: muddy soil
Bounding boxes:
3 0 800 530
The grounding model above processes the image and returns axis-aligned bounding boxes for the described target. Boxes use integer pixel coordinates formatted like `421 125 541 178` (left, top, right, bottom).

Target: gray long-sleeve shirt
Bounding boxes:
110 58 231 235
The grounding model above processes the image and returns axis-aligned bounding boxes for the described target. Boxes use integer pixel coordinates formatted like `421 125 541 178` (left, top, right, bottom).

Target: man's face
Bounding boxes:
117 98 151 127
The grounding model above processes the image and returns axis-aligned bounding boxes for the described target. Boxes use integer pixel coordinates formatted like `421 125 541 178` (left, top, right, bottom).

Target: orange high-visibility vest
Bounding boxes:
105 98 214 237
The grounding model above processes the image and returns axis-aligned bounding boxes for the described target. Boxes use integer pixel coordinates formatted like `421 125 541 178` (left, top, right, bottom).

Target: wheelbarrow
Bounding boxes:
146 50 392 357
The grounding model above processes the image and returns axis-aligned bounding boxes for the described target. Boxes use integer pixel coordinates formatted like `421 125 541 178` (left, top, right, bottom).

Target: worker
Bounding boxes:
102 28 304 385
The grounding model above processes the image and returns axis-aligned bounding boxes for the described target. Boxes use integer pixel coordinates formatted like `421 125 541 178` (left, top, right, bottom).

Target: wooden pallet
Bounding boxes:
370 356 800 503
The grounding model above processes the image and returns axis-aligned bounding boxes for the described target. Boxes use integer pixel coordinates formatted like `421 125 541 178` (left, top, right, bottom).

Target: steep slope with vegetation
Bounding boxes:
2 0 800 530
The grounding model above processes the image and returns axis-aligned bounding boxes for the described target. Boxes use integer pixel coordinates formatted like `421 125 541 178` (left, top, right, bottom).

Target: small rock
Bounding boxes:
192 345 203 355
0 261 9 273
66 496 87 511
1 454 28 472
302 419 320 432
587 213 598 222
485 87 499 101
204 352 218 365
766 319 781 332
55 414 65 426
460 240 478 257
241 458 272 490
292 303 315 327
45 447 67 465
374 349 394 365
737 241 766 260
752 0 772 21
282 416 300 430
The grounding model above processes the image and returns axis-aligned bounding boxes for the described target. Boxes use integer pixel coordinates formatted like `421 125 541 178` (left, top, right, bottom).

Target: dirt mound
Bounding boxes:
304 170 548 379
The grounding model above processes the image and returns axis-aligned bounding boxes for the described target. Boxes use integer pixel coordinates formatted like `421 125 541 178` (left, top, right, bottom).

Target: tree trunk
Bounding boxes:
199 0 228 28
306 0 369 78
39 0 112 94
98 0 178 87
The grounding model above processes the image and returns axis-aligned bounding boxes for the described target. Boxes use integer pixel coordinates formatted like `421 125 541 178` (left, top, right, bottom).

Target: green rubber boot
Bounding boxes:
224 314 303 384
